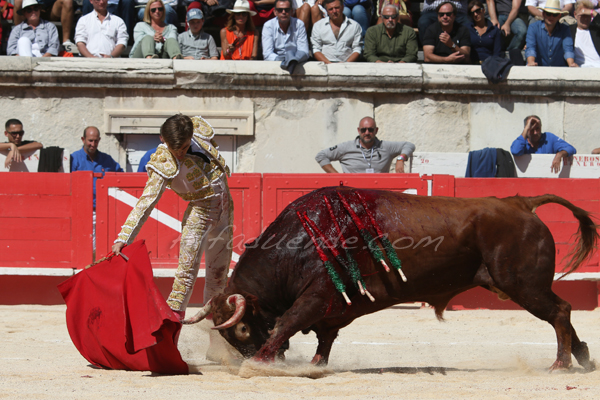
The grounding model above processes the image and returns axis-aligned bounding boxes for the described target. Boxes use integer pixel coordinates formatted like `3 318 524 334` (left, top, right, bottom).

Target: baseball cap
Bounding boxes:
187 8 204 21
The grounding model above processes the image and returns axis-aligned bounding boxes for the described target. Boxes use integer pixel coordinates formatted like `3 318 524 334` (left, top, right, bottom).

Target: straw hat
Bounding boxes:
17 0 40 15
226 0 257 16
537 0 569 15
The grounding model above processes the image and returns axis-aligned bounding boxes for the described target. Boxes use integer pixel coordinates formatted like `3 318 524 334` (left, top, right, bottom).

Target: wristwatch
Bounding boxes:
397 155 407 161
451 42 457 49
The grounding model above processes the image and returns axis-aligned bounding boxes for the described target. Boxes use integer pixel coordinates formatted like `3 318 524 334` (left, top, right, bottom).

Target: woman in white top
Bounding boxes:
130 0 182 58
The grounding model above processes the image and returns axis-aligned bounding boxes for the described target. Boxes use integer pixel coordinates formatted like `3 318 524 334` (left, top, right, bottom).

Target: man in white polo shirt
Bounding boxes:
75 0 129 58
571 0 600 67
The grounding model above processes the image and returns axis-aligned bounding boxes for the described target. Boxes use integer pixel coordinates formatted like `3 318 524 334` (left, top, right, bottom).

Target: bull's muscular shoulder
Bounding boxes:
146 144 178 179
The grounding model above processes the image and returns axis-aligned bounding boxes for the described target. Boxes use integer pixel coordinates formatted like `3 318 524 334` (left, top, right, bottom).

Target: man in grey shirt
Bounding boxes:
178 8 219 60
315 116 416 173
310 0 363 63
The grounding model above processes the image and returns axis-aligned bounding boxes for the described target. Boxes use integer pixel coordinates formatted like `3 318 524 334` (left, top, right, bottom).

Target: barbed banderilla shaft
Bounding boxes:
296 211 352 306
323 196 375 302
337 192 391 273
354 191 407 282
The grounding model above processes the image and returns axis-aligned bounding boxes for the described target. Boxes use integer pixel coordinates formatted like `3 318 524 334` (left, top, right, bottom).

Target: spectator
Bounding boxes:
14 0 75 53
364 4 418 62
262 0 309 72
342 0 371 37
220 0 259 59
315 116 415 173
7 0 59 57
311 0 363 63
248 0 276 26
190 0 234 21
294 0 326 32
71 126 123 209
423 1 471 63
486 0 527 50
179 8 219 60
81 0 136 39
376 0 412 26
526 0 575 25
136 0 177 25
468 0 501 63
418 0 470 43
525 0 577 66
75 0 129 58
510 115 576 173
571 0 600 67
137 146 157 172
1 118 43 169
130 0 182 59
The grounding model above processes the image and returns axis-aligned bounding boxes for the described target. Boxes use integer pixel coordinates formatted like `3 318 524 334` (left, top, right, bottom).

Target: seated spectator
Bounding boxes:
188 0 234 21
375 0 412 26
136 0 177 25
14 0 75 52
179 8 219 59
343 0 371 37
262 0 309 72
571 0 600 67
294 0 326 32
81 0 136 39
510 115 576 173
75 0 129 58
0 118 43 169
468 0 501 63
525 0 577 66
364 4 418 62
130 0 182 58
7 0 59 57
486 0 527 50
418 0 470 43
0 1 14 48
220 0 259 59
526 0 576 25
248 0 276 26
311 0 363 63
423 2 471 63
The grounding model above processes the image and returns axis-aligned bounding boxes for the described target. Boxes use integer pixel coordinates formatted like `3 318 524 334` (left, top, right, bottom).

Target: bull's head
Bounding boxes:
183 293 269 358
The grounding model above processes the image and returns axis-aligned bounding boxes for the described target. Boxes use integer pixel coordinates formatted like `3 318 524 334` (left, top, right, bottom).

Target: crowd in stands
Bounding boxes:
1 0 599 66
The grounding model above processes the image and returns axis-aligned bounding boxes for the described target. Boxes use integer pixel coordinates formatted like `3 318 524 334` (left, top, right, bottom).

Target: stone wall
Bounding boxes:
0 57 598 173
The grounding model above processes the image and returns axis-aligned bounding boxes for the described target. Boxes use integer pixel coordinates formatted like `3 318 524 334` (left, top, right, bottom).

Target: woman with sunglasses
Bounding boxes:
220 0 258 60
130 0 182 58
7 0 59 57
468 0 501 63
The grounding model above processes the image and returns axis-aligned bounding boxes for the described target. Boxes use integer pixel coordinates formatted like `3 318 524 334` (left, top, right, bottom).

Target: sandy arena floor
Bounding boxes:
2 304 600 399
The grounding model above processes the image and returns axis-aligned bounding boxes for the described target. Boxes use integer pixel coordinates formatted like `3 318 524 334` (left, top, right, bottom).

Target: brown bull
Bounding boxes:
185 187 598 371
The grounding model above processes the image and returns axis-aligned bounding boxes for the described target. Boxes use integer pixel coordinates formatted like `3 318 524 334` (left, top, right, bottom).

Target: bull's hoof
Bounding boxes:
310 354 328 366
549 360 573 372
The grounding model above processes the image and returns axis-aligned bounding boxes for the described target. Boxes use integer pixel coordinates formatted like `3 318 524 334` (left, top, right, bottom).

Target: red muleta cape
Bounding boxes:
58 240 189 375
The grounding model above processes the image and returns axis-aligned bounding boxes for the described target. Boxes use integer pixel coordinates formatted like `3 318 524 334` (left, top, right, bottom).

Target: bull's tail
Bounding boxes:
524 194 599 279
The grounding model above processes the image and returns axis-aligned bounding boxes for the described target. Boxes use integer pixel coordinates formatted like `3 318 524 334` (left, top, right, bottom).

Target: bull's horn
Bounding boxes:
182 299 213 325
212 294 246 330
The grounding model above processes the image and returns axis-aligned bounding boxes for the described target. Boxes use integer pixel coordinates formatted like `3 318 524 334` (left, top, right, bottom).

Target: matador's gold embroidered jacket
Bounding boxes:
115 116 231 245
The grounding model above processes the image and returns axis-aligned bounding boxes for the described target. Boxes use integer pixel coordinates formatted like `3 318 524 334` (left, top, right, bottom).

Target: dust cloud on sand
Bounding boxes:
2 304 600 399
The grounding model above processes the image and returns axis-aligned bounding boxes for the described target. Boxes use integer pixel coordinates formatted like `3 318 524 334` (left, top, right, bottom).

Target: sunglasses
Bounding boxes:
470 7 483 14
150 7 164 12
382 14 398 19
275 7 291 12
24 5 41 12
7 130 25 136
543 11 560 16
438 11 454 17
359 127 375 133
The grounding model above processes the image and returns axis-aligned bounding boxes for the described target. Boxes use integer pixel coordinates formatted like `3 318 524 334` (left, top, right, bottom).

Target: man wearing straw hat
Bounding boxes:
525 0 578 66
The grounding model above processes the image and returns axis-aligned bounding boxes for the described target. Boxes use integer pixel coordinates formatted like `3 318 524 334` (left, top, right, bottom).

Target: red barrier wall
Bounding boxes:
0 172 93 269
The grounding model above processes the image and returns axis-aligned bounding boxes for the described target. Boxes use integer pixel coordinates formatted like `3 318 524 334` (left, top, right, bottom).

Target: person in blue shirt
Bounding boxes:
525 0 578 67
71 126 123 208
137 146 157 172
510 115 577 173
262 0 309 73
